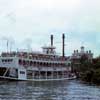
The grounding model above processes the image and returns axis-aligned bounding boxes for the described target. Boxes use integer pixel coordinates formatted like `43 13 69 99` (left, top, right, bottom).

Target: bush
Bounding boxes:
92 69 100 84
81 70 94 82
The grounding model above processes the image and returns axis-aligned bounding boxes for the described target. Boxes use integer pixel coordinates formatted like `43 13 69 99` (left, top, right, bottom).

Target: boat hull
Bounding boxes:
0 76 76 81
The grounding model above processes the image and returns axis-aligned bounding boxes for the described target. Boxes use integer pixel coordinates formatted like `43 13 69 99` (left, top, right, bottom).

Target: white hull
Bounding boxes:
0 76 76 81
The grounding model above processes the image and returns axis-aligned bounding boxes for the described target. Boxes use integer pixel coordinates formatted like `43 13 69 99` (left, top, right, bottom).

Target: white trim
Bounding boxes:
0 76 76 81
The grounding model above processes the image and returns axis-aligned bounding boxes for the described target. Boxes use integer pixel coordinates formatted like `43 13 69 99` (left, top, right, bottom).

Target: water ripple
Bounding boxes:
0 80 100 100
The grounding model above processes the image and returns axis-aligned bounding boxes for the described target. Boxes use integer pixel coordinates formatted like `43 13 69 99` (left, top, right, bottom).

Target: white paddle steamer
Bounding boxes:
0 34 75 81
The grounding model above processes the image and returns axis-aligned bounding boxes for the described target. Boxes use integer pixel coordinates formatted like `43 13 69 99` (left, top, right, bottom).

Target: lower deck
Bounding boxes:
0 67 75 81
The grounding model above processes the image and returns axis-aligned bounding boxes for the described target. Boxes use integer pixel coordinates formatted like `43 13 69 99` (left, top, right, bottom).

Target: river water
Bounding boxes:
0 80 100 100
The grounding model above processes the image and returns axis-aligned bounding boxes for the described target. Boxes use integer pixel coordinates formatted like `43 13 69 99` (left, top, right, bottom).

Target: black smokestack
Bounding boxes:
51 35 53 46
62 33 65 57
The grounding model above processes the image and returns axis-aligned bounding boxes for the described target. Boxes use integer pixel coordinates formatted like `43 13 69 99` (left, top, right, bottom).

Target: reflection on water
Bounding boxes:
0 80 100 100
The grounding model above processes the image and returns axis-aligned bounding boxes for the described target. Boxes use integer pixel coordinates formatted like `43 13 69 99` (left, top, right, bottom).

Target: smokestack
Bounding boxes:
51 34 53 46
62 33 65 57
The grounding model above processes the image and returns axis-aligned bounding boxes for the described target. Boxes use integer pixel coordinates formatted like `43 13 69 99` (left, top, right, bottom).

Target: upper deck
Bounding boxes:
1 51 69 62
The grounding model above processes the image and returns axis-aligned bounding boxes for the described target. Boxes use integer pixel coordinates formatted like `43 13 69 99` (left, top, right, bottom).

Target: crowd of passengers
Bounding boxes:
18 59 68 67
1 52 69 61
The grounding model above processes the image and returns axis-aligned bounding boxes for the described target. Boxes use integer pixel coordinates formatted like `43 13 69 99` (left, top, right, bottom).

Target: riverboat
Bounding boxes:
0 34 76 81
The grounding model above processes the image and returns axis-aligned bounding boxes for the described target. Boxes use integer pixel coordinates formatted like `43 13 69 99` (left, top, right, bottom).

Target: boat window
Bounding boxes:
8 59 13 62
2 59 13 62
20 71 25 74
2 59 5 62
19 59 22 64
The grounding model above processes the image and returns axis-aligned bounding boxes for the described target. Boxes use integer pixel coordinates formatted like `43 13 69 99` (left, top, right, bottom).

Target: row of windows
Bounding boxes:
19 56 67 62
19 59 70 67
2 59 13 63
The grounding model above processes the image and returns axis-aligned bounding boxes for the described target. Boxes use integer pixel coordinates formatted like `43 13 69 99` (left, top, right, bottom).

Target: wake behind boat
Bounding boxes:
0 34 76 81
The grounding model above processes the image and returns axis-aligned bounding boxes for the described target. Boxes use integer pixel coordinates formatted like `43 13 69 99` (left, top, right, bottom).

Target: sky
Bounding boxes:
0 0 100 57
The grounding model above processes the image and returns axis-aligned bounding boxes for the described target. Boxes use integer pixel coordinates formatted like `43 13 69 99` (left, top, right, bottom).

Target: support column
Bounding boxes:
32 71 34 79
52 71 53 79
62 70 64 78
57 71 58 79
61 71 63 78
39 71 41 79
46 71 47 80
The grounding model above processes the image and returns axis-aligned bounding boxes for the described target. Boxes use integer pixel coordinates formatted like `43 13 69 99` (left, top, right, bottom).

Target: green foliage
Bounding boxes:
81 62 92 72
81 69 94 82
92 69 100 84
93 61 100 69
76 56 100 84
